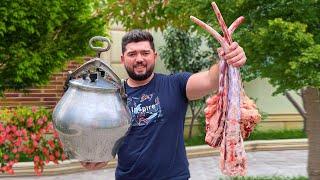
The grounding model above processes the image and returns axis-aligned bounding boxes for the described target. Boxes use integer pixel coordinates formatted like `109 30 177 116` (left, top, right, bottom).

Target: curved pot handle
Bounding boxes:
89 36 111 54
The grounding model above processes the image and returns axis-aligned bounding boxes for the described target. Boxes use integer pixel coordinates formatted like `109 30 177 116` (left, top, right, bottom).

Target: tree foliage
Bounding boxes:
103 0 320 94
159 27 214 73
103 0 219 31
230 0 320 94
0 0 107 95
240 18 319 94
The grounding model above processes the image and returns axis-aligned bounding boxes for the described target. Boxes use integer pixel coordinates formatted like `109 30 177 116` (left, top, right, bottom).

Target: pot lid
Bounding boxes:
69 77 119 92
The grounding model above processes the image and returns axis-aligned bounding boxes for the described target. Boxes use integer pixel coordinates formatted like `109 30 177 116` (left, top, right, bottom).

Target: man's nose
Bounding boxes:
136 53 144 62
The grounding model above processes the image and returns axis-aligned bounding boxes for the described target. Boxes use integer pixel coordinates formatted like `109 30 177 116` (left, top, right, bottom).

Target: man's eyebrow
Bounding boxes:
127 49 152 53
126 50 137 54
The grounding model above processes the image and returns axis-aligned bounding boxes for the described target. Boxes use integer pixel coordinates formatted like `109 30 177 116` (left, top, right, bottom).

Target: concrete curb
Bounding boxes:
1 139 308 177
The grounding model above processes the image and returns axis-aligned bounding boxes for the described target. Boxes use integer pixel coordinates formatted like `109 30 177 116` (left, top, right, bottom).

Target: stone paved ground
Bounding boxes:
6 150 307 180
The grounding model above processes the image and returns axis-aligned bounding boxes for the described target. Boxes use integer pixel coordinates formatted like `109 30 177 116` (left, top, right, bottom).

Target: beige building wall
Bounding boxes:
244 78 302 114
104 25 303 132
243 78 303 130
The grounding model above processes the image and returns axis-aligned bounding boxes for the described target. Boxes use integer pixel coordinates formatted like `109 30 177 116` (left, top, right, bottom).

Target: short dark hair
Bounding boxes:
121 29 155 54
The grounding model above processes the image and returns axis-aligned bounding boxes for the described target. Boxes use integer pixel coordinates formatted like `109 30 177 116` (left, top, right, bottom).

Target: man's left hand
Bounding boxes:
217 42 246 68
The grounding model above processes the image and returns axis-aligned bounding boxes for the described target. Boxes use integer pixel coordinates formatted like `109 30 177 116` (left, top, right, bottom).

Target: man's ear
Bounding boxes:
154 51 158 61
120 54 124 64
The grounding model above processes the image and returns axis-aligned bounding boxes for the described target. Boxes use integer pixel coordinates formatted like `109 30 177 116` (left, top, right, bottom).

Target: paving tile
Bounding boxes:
5 150 307 180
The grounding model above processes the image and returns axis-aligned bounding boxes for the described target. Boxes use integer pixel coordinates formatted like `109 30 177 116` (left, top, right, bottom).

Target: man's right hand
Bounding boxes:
80 161 108 170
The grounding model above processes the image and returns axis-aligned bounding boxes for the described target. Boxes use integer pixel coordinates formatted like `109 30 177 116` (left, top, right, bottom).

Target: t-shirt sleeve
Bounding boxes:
172 72 192 100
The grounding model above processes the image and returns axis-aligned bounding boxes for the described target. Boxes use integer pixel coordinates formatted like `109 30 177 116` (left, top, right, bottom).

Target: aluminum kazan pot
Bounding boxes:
52 37 131 162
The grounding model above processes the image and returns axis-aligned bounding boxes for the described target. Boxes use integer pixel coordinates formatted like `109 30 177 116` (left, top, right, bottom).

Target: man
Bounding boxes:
81 29 246 179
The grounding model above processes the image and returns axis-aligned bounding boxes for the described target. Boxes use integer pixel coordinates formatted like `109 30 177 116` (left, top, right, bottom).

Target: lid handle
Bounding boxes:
89 36 111 57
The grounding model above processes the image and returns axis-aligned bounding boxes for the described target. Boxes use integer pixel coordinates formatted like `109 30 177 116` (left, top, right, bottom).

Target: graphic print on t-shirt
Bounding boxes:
127 93 163 126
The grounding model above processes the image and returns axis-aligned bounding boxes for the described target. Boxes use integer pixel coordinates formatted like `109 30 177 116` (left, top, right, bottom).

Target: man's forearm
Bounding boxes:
208 63 220 91
186 63 220 100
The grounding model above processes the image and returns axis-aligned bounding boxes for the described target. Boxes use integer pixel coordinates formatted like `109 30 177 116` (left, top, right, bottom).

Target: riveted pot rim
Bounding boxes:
69 79 119 93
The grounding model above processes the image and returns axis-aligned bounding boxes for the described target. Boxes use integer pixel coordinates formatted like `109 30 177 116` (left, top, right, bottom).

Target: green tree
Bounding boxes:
104 1 319 179
160 27 214 139
0 0 107 95
103 0 216 31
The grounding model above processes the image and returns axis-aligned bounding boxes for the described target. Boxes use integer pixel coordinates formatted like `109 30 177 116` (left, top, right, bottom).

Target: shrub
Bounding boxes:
0 106 66 175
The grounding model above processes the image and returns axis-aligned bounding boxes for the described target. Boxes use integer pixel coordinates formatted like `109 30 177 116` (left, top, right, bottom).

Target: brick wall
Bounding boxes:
0 61 84 109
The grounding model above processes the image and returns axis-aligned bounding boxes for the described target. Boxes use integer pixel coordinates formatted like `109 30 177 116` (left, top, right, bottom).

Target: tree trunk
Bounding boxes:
302 87 320 180
188 116 195 140
284 91 307 132
188 102 196 140
187 101 204 140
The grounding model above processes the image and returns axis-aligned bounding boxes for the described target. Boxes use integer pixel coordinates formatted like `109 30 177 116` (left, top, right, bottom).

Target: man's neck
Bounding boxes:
126 73 155 88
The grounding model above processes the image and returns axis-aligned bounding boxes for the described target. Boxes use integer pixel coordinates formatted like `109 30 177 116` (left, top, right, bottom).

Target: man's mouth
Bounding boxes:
135 65 145 69
134 65 146 73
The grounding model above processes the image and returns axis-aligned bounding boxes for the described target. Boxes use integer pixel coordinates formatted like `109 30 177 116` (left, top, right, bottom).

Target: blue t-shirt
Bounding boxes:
115 72 192 180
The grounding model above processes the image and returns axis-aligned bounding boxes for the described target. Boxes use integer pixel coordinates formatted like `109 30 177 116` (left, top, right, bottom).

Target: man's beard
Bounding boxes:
125 64 155 81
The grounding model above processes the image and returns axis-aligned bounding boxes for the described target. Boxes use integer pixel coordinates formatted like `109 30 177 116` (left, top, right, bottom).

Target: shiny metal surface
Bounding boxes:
53 41 131 162
89 36 111 52
53 75 131 162
69 77 118 92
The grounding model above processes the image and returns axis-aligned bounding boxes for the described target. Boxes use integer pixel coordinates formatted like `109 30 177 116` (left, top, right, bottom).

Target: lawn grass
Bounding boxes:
246 129 307 141
184 129 307 146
